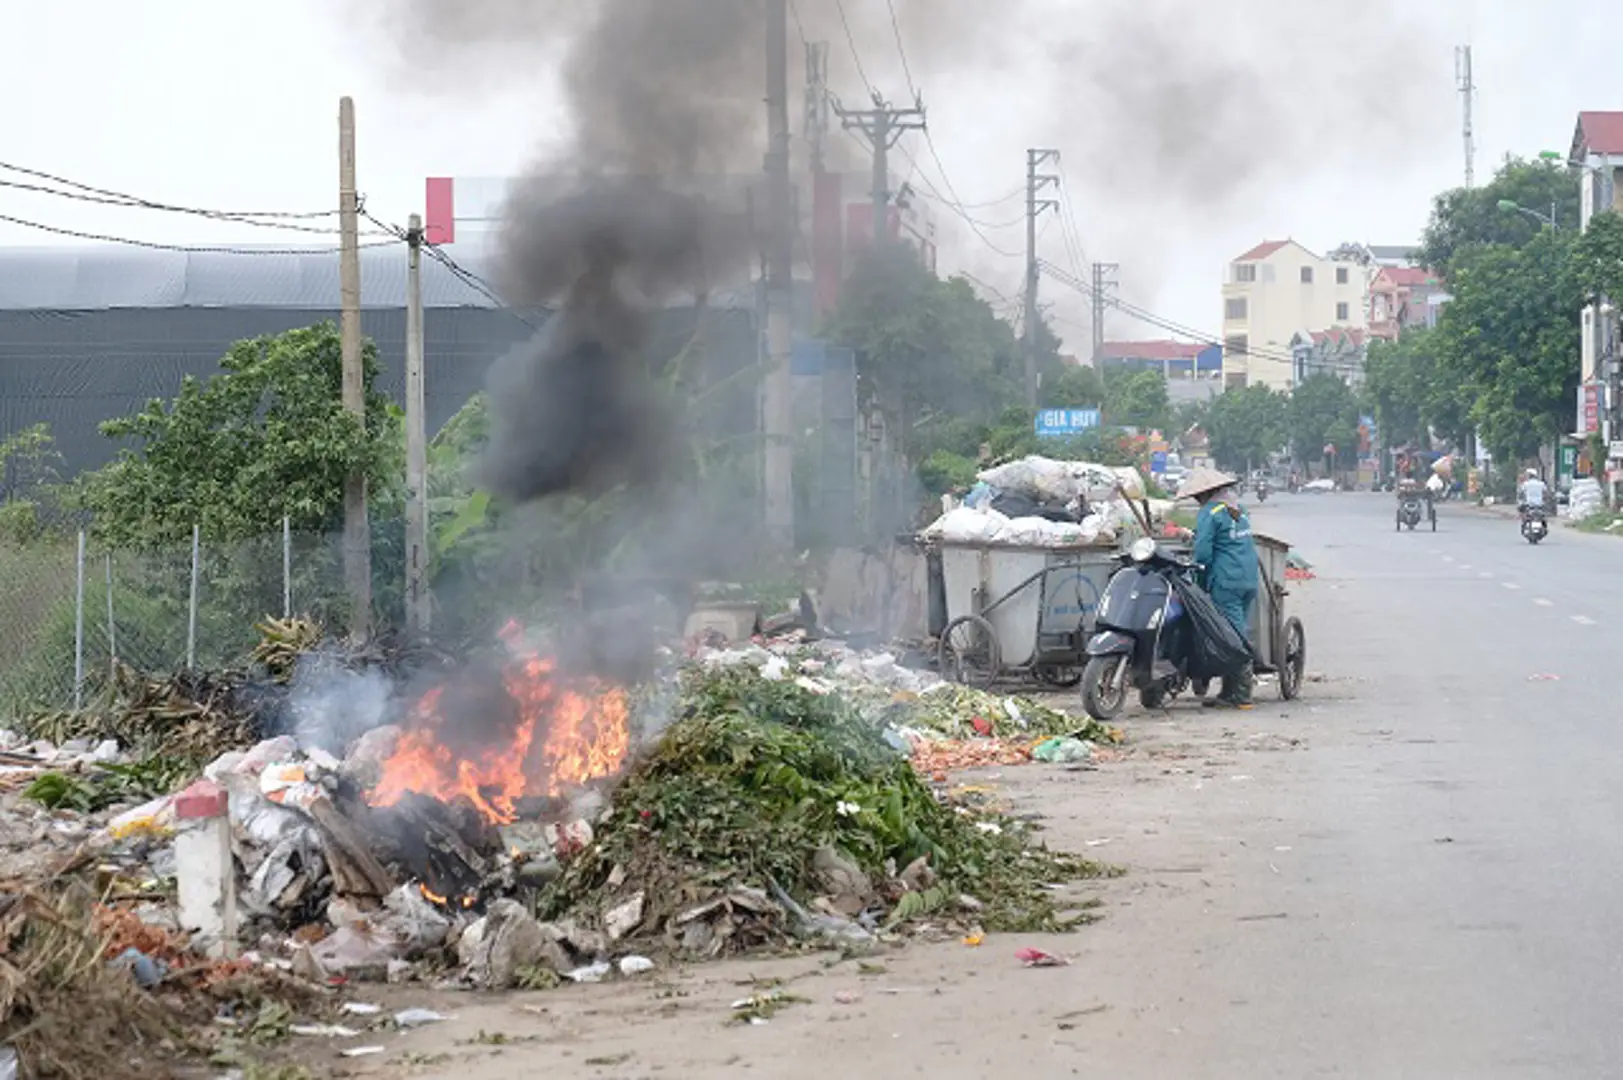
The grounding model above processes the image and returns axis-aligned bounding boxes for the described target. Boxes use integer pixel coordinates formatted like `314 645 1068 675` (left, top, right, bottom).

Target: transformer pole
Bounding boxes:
1024 149 1059 405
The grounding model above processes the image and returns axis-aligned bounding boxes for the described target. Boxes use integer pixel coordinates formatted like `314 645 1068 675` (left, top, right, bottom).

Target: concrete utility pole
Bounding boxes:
1090 261 1120 363
762 0 795 548
1024 149 1060 406
1455 46 1476 189
403 214 429 636
836 95 927 250
337 96 371 639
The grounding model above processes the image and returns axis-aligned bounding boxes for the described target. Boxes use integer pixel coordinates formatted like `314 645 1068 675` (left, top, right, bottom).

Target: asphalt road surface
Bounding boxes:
375 490 1623 1080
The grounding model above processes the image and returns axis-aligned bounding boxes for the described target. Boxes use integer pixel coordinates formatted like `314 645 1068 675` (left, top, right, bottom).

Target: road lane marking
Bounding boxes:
1533 598 1554 607
1459 563 1473 570
1479 571 1493 578
1572 615 1597 626
1501 581 1520 590
1443 555 1455 563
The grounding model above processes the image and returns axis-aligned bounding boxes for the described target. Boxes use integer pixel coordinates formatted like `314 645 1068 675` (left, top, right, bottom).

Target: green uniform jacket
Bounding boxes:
1192 498 1259 595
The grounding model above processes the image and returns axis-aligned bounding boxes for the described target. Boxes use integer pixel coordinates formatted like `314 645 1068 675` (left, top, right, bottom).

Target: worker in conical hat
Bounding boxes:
1183 466 1257 709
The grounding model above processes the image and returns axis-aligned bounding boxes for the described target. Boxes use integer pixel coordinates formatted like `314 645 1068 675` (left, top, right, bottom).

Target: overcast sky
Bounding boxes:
1 0 1614 354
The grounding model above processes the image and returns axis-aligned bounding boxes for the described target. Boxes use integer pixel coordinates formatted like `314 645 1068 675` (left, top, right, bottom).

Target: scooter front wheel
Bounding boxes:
1081 654 1130 721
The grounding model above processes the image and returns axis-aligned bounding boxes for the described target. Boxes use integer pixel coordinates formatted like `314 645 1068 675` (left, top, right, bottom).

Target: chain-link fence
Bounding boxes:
0 520 353 720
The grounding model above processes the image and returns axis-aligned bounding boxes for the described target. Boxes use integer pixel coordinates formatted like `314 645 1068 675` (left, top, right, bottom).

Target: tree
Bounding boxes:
1417 157 1582 277
1044 363 1105 409
1435 227 1581 464
1363 331 1433 450
827 246 1039 457
1573 209 1623 311
77 322 397 548
1287 374 1361 469
1103 369 1170 431
1205 384 1287 472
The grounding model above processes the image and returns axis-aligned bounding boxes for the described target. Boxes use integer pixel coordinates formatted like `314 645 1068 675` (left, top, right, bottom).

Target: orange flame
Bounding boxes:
368 624 632 825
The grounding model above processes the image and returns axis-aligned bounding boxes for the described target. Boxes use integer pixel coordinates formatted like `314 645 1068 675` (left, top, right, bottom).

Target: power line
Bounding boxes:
885 0 919 101
359 205 537 327
0 177 392 237
0 210 399 255
832 0 875 98
0 160 345 223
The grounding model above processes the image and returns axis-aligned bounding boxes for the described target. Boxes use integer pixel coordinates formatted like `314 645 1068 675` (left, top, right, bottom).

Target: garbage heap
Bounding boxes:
0 618 1116 1064
923 455 1178 547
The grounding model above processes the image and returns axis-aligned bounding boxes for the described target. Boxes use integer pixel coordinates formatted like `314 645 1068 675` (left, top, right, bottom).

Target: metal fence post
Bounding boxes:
73 530 85 710
104 552 116 680
283 515 292 619
187 523 200 670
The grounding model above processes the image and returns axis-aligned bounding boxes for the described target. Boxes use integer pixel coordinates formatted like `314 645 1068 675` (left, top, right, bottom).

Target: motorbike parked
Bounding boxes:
1521 504 1549 544
1081 538 1205 719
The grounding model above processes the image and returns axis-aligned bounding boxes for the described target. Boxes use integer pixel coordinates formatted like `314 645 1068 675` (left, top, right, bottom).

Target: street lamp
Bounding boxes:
1497 198 1558 229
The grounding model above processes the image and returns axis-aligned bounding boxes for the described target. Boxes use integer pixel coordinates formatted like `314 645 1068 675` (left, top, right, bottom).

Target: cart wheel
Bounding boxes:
1036 665 1084 688
939 615 1001 689
1279 617 1306 700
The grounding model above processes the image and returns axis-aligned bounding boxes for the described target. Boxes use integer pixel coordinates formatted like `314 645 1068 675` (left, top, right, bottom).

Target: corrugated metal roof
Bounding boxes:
0 243 757 313
0 244 494 311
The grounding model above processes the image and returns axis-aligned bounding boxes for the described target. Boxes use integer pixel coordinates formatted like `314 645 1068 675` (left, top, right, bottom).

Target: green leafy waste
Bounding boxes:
541 666 1115 941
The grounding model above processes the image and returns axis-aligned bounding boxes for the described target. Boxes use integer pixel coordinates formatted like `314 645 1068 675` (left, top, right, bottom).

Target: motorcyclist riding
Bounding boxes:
1182 467 1258 709
1518 468 1548 516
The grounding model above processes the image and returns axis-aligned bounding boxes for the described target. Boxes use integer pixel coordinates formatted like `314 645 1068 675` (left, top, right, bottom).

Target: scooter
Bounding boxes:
1080 538 1204 720
1397 492 1425 531
1254 478 1270 503
1521 505 1548 545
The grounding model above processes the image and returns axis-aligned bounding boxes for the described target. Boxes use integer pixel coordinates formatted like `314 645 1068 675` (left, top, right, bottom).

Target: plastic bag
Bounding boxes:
1169 576 1253 680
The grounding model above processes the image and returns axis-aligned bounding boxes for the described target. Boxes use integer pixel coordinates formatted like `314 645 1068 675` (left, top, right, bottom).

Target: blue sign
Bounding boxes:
1150 451 1168 474
1034 408 1101 437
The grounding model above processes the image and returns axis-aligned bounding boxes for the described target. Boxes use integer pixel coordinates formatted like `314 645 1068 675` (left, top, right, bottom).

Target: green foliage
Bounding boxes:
542 666 1110 936
1287 373 1361 467
1102 369 1171 431
1435 227 1581 463
917 450 980 495
0 423 64 504
75 323 396 549
1045 365 1105 409
1417 157 1582 277
1573 209 1623 309
1203 384 1288 471
23 757 190 813
827 246 1059 458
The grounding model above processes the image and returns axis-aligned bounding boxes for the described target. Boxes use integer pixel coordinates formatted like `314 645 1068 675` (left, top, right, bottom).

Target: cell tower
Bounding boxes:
1454 46 1476 188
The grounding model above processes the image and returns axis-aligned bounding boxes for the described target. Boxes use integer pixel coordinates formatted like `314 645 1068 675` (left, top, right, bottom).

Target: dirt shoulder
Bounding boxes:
328 694 1336 1080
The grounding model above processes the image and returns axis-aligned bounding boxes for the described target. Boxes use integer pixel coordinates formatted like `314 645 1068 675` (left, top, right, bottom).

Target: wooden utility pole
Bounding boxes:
338 96 371 638
404 213 429 635
1024 149 1060 406
762 0 795 548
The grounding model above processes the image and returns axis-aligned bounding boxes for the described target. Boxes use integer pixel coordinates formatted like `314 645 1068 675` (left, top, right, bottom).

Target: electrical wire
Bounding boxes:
885 0 918 101
0 160 369 235
833 0 876 98
0 210 399 255
1039 257 1301 365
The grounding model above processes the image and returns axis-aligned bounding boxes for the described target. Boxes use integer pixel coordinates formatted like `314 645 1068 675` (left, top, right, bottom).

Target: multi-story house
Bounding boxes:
1221 239 1372 391
1570 112 1623 448
1367 266 1445 342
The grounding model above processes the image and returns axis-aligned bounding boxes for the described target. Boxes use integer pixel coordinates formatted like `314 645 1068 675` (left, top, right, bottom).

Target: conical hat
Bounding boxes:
1179 465 1237 499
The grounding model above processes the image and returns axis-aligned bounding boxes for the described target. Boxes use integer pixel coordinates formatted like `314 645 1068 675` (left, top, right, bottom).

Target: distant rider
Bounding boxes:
1184 467 1258 710
1519 468 1548 516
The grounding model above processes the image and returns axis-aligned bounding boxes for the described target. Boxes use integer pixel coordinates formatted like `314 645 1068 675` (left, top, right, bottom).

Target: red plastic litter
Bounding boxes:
970 715 994 737
1015 947 1070 968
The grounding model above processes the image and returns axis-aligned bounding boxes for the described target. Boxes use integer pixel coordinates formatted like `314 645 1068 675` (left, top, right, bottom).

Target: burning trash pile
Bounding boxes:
0 610 1114 1042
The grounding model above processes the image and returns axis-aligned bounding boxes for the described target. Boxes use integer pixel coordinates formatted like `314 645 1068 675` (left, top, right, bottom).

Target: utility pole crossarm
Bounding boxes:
835 96 927 248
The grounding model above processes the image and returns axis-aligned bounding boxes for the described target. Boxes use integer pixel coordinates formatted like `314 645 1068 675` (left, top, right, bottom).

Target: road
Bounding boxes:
370 492 1623 1080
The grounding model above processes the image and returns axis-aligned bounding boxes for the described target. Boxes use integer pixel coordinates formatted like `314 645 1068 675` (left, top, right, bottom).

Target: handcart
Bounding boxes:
931 539 1120 689
1250 532 1307 699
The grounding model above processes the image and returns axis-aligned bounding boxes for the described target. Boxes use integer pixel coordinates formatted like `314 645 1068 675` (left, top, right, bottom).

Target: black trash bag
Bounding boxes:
1169 576 1253 680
